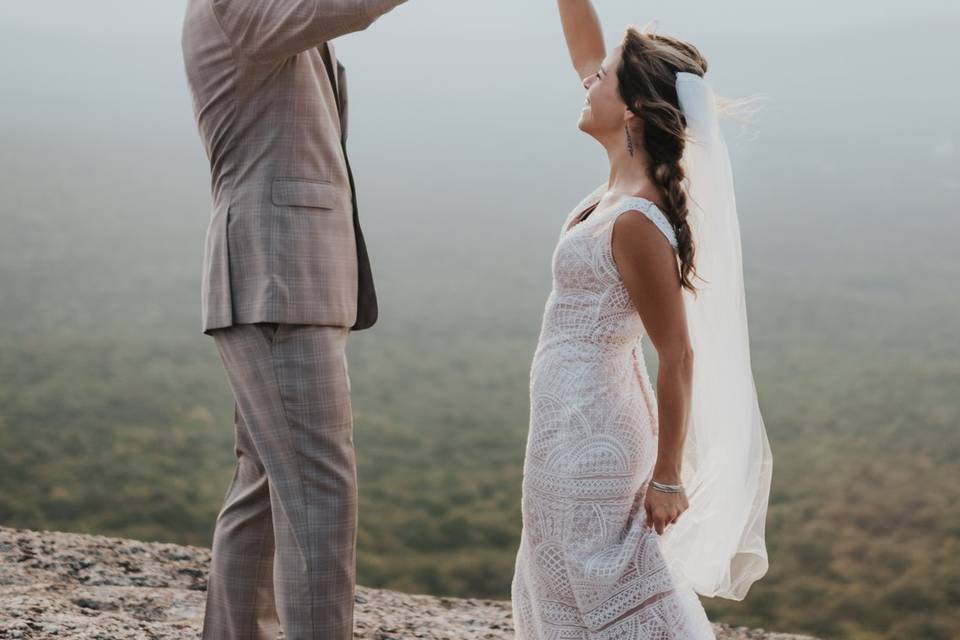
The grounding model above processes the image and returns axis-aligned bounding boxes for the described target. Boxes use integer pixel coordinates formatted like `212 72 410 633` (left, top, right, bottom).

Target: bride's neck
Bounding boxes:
601 130 653 196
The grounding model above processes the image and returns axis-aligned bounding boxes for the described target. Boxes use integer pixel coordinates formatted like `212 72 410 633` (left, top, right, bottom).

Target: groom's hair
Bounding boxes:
617 27 708 294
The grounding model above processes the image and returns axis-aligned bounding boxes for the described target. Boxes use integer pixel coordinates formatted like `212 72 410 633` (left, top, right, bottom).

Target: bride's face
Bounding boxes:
578 46 629 138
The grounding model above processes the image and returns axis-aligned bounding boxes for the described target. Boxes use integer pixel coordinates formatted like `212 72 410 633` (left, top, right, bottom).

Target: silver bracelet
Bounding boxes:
650 479 684 493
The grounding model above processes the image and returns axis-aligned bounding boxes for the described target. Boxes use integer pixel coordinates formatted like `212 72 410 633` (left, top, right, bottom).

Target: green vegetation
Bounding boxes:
1 120 958 640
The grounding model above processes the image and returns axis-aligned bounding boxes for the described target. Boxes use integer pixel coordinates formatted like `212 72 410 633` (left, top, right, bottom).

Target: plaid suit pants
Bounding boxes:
202 322 356 640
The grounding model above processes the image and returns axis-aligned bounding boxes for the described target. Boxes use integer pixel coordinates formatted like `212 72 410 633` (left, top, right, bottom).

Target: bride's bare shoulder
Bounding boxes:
610 208 678 269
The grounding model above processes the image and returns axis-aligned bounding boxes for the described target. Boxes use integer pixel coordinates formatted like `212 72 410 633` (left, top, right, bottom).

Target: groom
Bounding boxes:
181 0 406 638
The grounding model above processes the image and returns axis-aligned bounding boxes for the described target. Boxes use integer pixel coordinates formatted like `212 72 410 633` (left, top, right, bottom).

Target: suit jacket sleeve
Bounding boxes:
212 0 406 61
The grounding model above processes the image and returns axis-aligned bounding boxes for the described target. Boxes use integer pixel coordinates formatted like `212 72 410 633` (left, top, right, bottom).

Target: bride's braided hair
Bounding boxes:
617 27 708 293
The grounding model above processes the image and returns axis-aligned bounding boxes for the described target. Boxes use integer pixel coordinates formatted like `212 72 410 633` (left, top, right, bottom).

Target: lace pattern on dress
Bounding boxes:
511 187 714 640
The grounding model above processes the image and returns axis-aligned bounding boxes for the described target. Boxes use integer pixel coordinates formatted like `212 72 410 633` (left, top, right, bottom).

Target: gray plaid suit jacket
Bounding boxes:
182 0 406 336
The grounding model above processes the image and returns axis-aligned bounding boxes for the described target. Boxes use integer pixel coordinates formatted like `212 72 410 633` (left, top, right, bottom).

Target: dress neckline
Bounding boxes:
564 192 665 237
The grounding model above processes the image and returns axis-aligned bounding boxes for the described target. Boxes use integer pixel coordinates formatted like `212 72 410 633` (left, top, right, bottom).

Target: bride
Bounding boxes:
510 1 774 638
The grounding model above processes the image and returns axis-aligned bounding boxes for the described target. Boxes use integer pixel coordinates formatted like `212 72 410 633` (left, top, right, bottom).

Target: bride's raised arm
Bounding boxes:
556 0 606 81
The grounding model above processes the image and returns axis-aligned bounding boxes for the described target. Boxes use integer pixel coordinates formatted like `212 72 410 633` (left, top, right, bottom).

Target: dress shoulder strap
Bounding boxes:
603 196 679 250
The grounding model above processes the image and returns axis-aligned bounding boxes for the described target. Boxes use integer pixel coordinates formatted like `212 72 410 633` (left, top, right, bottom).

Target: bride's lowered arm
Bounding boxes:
611 212 693 492
556 0 606 80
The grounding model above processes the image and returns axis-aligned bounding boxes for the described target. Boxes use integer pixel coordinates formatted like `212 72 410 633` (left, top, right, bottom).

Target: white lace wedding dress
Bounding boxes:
511 185 716 640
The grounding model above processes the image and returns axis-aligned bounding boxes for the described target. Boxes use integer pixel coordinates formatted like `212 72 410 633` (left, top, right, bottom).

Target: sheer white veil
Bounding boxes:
655 71 774 600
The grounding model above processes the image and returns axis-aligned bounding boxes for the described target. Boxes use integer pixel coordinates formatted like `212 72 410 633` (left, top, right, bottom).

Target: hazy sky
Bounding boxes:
4 1 960 41
5 1 957 146
2 0 957 229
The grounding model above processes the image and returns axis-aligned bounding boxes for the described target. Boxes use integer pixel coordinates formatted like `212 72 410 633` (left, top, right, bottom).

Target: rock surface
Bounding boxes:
0 526 820 639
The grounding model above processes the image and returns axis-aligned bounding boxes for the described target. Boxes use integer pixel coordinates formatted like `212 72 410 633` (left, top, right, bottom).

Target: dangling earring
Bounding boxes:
625 124 635 157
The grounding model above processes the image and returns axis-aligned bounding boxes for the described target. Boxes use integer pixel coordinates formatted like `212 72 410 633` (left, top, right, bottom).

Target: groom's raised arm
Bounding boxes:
212 0 407 62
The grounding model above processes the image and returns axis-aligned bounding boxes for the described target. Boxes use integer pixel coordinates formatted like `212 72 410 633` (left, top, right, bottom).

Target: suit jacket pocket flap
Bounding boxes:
271 178 337 209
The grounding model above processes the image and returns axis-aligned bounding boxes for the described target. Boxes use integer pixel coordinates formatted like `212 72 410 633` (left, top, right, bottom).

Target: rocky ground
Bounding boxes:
0 526 821 639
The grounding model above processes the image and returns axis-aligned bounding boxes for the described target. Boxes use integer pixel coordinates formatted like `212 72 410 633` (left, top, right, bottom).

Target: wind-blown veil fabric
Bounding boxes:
656 71 774 600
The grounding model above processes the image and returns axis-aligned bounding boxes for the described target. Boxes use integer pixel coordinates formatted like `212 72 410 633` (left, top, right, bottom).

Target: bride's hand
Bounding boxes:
643 482 689 535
